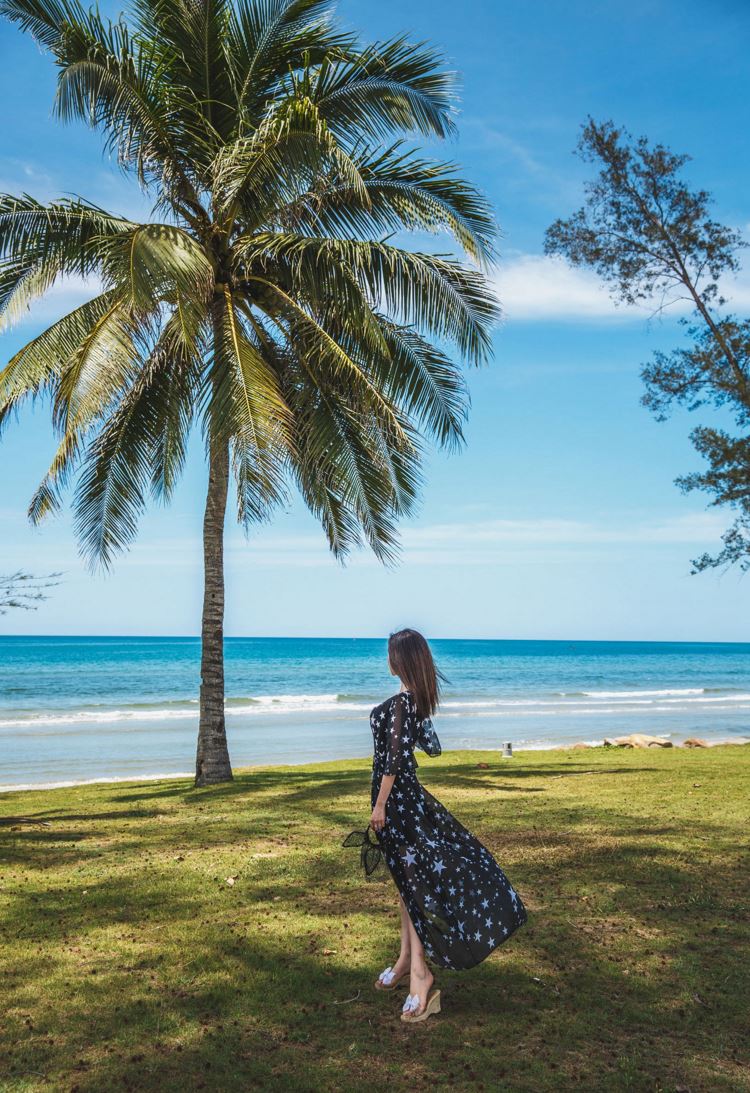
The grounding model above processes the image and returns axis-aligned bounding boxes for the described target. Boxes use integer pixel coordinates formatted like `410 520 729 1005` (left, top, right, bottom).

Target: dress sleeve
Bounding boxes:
383 692 413 776
416 717 442 757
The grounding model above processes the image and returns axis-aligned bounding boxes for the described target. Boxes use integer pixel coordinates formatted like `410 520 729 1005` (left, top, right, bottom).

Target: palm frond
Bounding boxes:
374 318 469 451
28 427 83 523
52 300 143 432
275 141 497 264
2 1 206 212
245 271 412 441
212 87 367 223
226 0 350 122
0 0 85 49
133 0 236 145
98 222 214 316
0 290 121 433
310 36 458 143
239 235 499 363
0 194 133 328
146 313 204 501
282 359 416 564
208 285 292 526
71 324 197 567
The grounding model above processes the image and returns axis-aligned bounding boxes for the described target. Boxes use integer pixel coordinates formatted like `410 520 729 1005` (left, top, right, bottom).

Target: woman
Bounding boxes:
367 628 528 1024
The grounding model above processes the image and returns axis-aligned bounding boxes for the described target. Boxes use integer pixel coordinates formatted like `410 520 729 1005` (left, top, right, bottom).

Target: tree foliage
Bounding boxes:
0 0 500 570
545 118 749 571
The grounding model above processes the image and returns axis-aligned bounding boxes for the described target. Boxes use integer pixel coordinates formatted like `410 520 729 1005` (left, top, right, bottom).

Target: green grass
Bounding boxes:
1 745 749 1093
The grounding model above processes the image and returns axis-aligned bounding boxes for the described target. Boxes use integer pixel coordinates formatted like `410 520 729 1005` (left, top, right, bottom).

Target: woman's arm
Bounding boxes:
371 695 412 831
370 774 395 832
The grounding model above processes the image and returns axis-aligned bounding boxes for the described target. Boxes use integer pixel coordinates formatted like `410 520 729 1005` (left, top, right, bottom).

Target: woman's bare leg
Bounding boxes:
398 894 411 958
387 894 411 979
405 911 434 1015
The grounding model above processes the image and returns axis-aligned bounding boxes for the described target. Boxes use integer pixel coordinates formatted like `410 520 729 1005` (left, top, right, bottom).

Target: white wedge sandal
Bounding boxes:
374 965 410 991
400 988 441 1023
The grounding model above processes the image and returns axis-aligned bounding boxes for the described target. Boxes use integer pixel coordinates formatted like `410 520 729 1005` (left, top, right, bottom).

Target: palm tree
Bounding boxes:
0 0 499 785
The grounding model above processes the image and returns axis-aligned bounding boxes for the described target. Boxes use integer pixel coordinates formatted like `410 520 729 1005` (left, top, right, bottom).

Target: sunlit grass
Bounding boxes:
1 744 748 1091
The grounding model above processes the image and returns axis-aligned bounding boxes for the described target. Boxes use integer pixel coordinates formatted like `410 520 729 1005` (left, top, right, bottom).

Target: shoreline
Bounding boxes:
2 735 747 795
4 640 748 793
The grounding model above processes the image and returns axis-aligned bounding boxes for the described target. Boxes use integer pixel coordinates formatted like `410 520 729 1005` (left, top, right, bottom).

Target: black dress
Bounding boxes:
370 690 528 971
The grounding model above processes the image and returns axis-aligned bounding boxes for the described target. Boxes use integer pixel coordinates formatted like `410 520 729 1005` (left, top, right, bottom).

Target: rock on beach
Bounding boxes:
603 734 674 748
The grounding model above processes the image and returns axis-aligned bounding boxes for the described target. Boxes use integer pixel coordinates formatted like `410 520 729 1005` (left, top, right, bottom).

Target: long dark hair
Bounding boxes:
388 628 446 722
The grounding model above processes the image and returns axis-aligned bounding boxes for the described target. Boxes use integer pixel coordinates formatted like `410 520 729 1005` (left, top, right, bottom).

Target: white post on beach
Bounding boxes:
502 742 513 758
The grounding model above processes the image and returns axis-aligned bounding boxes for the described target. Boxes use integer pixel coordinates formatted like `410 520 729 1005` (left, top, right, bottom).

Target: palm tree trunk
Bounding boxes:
195 433 233 787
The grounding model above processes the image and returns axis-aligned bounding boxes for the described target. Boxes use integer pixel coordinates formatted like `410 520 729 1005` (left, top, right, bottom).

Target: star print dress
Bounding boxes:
370 690 527 971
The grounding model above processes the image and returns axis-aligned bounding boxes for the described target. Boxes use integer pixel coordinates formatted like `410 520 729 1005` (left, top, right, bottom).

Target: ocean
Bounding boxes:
1 636 749 790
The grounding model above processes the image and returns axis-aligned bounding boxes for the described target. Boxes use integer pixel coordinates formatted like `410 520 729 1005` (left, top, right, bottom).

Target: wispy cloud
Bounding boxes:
459 120 547 175
457 118 581 198
0 160 59 201
1 508 729 578
240 511 731 568
0 156 151 216
402 512 726 546
5 275 105 330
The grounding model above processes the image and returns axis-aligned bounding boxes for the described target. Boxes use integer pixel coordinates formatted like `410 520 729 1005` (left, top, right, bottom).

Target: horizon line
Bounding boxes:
1 633 748 647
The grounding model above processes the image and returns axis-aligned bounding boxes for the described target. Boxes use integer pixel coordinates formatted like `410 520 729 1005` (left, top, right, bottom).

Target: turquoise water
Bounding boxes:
1 636 749 789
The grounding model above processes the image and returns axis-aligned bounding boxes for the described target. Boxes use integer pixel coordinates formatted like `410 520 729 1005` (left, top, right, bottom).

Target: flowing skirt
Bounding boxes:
373 768 527 970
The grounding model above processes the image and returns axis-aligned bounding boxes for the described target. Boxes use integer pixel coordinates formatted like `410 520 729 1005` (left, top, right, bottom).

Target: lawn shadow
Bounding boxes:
2 752 748 1091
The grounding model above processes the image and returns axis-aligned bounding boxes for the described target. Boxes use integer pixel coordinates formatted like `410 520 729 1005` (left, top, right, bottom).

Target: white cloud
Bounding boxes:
494 254 627 321
493 253 750 322
718 271 750 311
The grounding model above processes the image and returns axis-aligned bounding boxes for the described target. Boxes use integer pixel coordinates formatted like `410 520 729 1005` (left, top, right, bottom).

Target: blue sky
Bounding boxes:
1 0 748 640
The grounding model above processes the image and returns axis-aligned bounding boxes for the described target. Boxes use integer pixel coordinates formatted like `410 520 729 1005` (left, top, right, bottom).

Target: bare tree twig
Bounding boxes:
0 570 62 614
